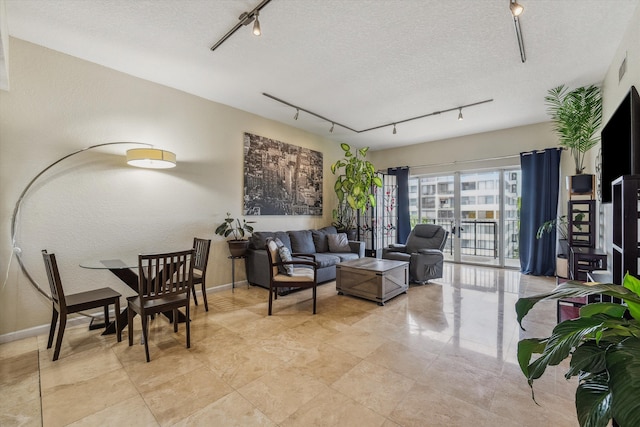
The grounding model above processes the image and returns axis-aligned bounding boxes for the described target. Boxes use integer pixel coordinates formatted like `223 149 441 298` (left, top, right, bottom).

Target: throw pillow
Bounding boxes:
312 229 329 253
278 246 294 276
328 233 351 253
289 230 316 253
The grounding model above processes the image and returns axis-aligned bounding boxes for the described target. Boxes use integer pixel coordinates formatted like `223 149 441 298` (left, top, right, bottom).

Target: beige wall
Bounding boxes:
369 121 560 175
0 38 343 337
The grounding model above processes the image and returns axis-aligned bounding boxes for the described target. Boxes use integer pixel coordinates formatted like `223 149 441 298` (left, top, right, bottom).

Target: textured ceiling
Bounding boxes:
4 0 639 150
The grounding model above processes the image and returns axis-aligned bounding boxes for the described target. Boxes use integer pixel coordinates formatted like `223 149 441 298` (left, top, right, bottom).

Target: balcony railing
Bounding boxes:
417 218 520 260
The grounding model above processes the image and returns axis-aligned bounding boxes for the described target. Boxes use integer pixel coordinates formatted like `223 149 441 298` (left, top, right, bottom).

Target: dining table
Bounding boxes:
80 253 187 335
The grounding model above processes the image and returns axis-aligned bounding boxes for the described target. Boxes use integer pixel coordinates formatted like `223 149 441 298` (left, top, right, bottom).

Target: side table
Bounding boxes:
228 255 247 292
569 246 607 281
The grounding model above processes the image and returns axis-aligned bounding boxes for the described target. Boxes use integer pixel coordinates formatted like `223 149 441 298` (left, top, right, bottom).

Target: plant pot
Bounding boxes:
227 240 249 257
569 174 594 194
558 239 570 258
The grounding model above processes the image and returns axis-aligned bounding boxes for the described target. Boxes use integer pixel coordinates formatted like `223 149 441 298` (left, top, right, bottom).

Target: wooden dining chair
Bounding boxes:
128 249 194 362
192 238 211 311
265 239 318 315
42 250 122 361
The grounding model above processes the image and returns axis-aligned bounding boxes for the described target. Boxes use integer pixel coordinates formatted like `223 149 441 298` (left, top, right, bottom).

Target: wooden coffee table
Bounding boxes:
336 258 409 305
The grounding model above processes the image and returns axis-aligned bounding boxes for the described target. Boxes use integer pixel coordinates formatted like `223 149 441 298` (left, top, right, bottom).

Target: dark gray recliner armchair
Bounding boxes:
382 224 448 284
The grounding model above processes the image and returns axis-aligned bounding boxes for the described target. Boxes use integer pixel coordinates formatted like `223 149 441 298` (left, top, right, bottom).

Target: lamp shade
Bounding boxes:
126 148 176 169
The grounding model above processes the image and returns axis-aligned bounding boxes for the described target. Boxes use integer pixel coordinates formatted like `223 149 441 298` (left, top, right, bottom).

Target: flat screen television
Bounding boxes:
600 86 640 203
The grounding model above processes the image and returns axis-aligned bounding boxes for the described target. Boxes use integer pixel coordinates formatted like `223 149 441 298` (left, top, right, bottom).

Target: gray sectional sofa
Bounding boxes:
245 226 365 291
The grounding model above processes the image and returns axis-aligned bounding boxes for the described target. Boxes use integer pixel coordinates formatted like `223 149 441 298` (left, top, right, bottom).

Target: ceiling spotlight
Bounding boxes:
458 108 464 121
294 109 299 120
252 11 261 36
393 124 397 134
330 123 335 133
510 0 524 17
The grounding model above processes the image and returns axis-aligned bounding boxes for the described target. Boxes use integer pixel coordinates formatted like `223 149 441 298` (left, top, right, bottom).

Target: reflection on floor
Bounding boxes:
0 263 579 426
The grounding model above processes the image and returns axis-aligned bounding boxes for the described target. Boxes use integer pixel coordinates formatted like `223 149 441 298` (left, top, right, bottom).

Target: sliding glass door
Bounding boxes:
409 168 521 267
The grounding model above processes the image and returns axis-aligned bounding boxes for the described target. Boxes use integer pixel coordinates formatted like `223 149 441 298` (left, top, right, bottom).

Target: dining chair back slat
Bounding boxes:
128 249 194 362
191 238 211 311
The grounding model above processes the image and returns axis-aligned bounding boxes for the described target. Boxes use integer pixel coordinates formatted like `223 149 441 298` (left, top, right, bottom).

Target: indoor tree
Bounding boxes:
331 143 383 232
545 84 602 175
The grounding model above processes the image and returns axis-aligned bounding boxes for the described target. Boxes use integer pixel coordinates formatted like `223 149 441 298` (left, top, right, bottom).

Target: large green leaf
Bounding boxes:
607 337 640 427
575 373 611 427
516 281 640 329
517 338 547 381
622 273 640 320
526 317 606 381
580 303 628 319
566 341 608 379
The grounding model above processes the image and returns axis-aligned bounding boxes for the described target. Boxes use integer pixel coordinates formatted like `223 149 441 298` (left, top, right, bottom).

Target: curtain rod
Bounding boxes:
402 153 521 169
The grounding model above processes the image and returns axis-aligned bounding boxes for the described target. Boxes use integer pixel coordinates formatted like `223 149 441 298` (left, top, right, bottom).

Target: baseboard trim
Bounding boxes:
0 282 248 344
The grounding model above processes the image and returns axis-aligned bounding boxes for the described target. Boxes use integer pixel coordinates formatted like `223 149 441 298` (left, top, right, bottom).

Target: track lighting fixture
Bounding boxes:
252 11 261 36
263 93 494 136
509 0 526 63
509 0 524 17
294 109 299 120
210 0 272 52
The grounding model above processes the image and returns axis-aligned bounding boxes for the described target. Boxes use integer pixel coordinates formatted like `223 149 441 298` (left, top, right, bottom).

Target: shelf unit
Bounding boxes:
612 175 640 286
566 198 601 281
568 200 596 247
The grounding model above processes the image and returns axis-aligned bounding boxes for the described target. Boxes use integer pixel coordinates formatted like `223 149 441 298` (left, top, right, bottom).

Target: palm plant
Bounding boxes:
516 274 640 427
545 84 602 175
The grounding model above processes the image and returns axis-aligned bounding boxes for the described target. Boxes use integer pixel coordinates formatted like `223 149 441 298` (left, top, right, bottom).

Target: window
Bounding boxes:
461 182 476 191
461 196 476 205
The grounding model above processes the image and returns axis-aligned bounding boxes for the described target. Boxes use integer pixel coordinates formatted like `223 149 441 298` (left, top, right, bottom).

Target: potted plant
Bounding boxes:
545 84 602 193
331 143 383 238
537 213 584 257
516 275 640 427
215 212 255 256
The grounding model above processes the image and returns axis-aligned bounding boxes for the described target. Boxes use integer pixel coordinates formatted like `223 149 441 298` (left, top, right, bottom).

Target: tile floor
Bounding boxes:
1 263 580 426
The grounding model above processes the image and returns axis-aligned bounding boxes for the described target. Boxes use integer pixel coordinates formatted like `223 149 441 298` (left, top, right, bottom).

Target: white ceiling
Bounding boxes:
3 0 639 150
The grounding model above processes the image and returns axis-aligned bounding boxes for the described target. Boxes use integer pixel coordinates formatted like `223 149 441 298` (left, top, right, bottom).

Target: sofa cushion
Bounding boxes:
333 252 360 262
312 253 342 268
275 231 292 251
311 230 329 253
328 233 351 253
321 225 338 234
251 231 275 250
314 226 338 253
289 230 316 253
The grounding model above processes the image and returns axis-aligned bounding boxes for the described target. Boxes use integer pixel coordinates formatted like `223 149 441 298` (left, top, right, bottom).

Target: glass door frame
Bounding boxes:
411 167 521 268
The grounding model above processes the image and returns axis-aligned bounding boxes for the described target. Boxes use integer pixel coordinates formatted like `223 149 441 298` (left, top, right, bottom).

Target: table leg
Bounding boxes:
231 257 236 292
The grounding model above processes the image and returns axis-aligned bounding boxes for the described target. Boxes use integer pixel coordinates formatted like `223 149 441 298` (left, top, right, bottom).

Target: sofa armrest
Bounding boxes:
383 244 407 253
291 253 317 262
417 248 443 255
245 249 270 288
348 240 365 258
